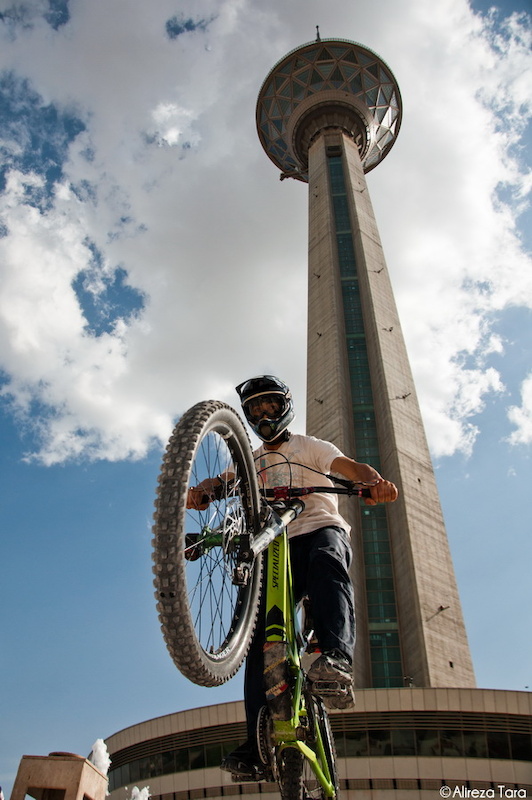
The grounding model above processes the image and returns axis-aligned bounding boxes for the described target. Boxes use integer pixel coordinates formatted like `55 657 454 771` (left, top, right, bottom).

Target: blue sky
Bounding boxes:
0 0 531 795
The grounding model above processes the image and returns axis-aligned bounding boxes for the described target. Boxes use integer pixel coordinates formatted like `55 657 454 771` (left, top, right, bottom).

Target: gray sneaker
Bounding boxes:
307 650 352 683
307 650 355 709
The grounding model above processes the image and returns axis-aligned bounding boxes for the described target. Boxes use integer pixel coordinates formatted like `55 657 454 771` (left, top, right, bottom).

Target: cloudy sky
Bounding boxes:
0 0 531 792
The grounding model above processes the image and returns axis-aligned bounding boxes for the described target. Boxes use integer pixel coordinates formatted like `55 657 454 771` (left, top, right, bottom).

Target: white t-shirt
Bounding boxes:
254 433 350 539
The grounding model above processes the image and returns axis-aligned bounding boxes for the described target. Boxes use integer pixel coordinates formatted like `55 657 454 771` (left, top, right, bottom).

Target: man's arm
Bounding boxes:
330 456 398 506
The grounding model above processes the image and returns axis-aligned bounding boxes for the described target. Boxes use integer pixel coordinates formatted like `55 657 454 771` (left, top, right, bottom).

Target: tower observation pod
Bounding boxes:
256 38 476 689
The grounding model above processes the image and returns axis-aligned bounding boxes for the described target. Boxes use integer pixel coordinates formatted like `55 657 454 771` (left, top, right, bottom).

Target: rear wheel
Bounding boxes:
277 694 338 800
152 400 262 686
278 747 306 800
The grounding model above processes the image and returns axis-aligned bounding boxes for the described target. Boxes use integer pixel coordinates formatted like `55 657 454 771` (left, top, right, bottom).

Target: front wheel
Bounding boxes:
152 400 262 686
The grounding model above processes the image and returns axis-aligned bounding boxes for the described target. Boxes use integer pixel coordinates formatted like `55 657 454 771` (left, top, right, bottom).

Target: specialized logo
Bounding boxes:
271 538 280 588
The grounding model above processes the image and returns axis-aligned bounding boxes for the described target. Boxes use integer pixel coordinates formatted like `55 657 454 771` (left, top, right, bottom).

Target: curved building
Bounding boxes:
105 691 532 800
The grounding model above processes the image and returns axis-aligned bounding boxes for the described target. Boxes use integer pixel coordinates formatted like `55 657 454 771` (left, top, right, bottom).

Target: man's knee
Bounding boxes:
310 527 352 570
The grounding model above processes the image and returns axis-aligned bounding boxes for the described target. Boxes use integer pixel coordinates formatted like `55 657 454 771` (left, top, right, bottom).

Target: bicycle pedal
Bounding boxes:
310 681 355 709
230 767 272 783
310 679 350 696
231 773 255 783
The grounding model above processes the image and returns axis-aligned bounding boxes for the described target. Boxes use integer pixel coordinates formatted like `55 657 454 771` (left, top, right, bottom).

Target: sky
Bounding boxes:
0 0 531 794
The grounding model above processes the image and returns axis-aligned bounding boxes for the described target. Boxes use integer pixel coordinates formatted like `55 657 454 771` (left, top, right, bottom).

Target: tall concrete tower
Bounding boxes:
256 37 475 689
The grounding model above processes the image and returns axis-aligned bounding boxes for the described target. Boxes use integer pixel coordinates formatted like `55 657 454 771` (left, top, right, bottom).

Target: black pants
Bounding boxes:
244 525 355 738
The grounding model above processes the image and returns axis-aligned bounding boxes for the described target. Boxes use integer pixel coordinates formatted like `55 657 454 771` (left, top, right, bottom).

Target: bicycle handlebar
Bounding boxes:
197 479 373 510
263 484 372 501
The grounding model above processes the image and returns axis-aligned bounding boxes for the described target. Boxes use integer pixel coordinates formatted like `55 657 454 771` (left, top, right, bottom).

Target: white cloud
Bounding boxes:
129 788 150 800
0 0 530 463
149 102 201 148
0 171 171 464
507 372 532 446
90 738 111 776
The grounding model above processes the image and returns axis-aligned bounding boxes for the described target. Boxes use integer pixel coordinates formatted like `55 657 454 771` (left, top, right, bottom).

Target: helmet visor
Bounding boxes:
244 394 284 422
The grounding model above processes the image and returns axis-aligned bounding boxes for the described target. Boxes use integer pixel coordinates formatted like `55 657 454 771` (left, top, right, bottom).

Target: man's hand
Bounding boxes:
366 479 398 506
186 477 222 510
187 486 211 510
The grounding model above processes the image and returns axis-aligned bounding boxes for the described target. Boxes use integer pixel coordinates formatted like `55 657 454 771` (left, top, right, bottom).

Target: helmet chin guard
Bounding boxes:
236 375 295 443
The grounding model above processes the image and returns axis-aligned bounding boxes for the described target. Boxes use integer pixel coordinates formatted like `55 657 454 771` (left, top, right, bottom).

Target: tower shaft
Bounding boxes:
306 129 475 688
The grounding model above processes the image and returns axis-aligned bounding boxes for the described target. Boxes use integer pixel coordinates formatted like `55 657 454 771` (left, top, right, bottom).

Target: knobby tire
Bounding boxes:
152 400 262 686
278 695 338 800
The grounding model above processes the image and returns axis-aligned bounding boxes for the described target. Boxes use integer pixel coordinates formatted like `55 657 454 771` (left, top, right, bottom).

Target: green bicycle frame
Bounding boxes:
263 515 337 798
193 501 337 797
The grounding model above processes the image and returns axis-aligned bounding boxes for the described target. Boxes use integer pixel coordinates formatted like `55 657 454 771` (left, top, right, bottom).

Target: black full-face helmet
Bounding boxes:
236 375 295 443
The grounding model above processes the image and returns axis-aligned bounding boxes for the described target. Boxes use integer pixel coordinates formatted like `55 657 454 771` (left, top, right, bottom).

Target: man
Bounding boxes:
191 375 398 780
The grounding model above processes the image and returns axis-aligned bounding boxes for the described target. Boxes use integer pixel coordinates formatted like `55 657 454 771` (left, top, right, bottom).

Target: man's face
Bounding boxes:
246 394 283 421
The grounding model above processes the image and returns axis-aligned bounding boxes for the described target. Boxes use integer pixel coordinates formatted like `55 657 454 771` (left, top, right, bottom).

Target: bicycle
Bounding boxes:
152 400 372 800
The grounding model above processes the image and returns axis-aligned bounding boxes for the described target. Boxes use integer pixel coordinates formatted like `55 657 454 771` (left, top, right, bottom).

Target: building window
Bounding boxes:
327 151 402 688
